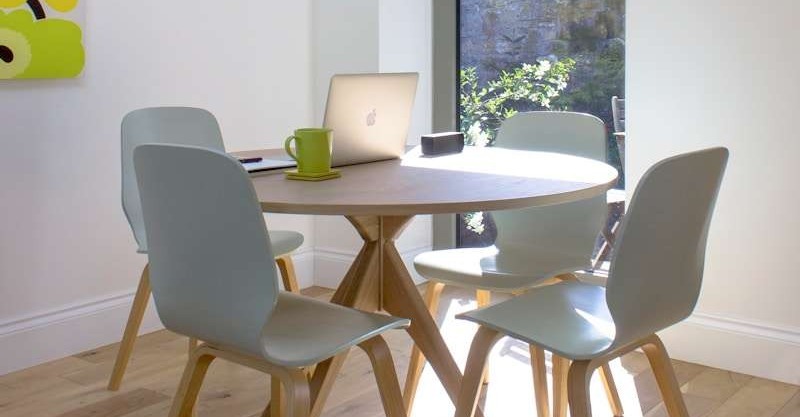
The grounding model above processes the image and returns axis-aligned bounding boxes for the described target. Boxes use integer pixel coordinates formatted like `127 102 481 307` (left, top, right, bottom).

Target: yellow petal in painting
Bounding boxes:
44 0 78 13
0 0 27 8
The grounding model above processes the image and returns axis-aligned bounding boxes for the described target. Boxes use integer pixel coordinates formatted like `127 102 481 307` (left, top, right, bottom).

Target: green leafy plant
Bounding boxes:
459 59 575 147
458 59 575 236
557 39 624 128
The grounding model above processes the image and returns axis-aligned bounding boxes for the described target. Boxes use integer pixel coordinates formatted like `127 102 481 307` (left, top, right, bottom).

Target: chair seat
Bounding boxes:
268 230 304 257
259 293 409 367
458 281 614 360
413 246 591 292
136 229 303 256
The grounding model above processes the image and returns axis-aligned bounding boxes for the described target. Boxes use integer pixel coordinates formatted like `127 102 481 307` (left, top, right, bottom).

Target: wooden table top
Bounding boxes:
239 146 619 216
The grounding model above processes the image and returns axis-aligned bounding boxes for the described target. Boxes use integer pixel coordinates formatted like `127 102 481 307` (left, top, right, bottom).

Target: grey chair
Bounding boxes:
108 107 305 391
134 143 409 417
454 147 729 417
593 96 627 270
407 112 622 417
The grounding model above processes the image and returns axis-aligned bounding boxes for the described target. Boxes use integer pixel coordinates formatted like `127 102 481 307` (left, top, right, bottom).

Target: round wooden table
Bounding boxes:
246 146 618 417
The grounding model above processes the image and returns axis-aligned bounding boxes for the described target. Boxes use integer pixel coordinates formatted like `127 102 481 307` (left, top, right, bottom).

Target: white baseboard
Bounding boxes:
313 245 432 289
287 249 315 290
0 290 164 376
0 249 314 376
579 270 800 384
4 247 798 386
660 312 800 385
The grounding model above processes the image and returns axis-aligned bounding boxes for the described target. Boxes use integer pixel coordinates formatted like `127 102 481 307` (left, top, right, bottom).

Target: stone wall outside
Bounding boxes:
459 0 625 142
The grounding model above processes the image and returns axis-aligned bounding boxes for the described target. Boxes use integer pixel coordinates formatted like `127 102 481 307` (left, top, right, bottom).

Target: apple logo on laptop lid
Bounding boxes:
366 108 377 127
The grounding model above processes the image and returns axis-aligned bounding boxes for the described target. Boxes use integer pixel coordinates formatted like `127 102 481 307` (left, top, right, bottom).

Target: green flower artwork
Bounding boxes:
0 0 85 79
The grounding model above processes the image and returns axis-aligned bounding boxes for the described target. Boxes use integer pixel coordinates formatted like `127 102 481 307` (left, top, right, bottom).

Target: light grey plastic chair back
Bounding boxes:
134 144 278 357
491 112 609 257
121 107 225 253
606 147 728 348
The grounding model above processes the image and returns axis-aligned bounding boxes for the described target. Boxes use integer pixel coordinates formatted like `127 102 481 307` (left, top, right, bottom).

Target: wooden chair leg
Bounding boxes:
454 326 503 417
310 354 350 417
476 290 492 385
567 360 595 417
108 264 151 391
276 255 301 293
599 363 624 417
188 338 198 355
593 201 624 270
530 346 550 417
264 369 315 417
592 238 613 270
267 376 284 417
359 336 407 417
402 281 445 413
168 347 216 417
552 355 570 417
640 335 689 417
260 255 300 417
476 290 491 307
277 368 311 417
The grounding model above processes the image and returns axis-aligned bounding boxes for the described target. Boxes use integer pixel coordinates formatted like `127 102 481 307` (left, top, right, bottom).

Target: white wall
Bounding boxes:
311 0 380 124
0 0 434 375
628 0 800 384
0 1 315 375
379 0 433 146
311 0 433 288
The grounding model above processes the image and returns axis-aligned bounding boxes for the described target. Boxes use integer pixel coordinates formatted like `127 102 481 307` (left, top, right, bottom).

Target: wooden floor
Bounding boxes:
1 286 798 417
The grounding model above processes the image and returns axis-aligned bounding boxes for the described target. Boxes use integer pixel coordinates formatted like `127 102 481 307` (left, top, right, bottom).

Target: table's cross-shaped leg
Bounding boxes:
328 215 383 311
306 215 484 417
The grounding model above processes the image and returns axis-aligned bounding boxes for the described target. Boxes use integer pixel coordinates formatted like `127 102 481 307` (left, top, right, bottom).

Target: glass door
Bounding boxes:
453 0 626 249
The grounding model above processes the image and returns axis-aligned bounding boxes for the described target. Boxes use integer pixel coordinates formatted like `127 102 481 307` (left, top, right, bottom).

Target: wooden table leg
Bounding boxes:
306 215 382 417
307 215 483 417
380 215 485 417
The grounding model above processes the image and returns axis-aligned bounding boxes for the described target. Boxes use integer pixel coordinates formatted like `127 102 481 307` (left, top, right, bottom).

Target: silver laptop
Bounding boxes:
325 72 418 166
245 72 418 172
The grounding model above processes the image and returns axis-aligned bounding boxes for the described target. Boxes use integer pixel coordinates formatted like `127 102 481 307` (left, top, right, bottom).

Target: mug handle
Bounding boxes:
284 135 298 161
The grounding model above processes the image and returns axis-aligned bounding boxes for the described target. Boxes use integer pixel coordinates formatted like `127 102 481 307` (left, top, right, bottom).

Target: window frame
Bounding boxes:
430 0 459 249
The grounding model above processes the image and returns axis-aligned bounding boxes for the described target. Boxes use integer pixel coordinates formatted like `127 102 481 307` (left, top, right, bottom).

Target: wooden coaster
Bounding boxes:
285 169 341 181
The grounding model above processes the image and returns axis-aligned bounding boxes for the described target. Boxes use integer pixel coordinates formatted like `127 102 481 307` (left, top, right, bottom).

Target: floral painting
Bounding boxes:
0 0 85 79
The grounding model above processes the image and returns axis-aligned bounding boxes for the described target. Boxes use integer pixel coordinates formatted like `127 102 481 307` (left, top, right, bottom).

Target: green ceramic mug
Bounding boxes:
284 128 333 174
